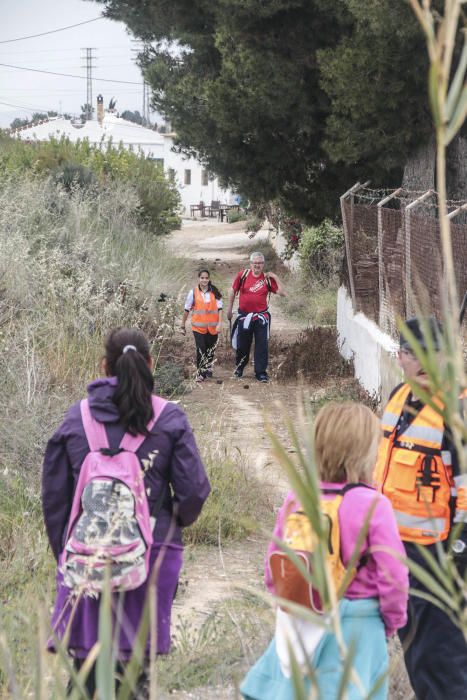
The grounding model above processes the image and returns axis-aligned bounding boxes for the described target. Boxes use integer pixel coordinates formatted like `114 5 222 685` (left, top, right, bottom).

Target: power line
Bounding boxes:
0 17 104 44
0 46 132 55
0 63 141 85
0 99 65 114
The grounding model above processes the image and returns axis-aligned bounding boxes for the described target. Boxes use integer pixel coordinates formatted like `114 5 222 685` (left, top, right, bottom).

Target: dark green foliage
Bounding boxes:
299 219 344 277
94 0 463 221
53 162 96 192
10 111 57 130
95 0 357 223
120 110 148 126
318 1 431 179
154 360 187 397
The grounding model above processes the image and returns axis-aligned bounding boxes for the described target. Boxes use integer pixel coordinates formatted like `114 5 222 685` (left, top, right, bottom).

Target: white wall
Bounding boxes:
273 225 300 270
162 136 233 214
337 286 401 403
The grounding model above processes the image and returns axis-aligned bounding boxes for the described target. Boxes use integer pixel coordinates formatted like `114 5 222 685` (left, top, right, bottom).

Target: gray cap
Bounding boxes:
400 317 443 351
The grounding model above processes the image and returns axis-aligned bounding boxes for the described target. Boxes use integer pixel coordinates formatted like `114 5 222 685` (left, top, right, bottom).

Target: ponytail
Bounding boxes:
104 328 154 436
208 282 222 300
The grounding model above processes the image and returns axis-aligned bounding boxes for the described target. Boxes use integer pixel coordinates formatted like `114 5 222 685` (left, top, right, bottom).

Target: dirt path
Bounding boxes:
162 219 311 698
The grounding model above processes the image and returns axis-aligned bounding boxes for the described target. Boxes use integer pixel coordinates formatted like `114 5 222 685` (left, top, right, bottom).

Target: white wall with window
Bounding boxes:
162 134 234 215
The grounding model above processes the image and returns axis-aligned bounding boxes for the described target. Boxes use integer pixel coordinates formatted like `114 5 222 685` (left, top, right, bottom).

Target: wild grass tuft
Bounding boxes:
186 448 274 546
157 596 273 694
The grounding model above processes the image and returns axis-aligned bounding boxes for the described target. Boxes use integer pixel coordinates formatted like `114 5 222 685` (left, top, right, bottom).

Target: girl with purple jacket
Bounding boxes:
241 402 408 700
42 328 210 694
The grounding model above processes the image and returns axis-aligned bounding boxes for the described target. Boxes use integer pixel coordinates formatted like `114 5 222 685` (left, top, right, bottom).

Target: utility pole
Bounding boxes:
81 48 97 120
131 40 151 125
143 79 151 125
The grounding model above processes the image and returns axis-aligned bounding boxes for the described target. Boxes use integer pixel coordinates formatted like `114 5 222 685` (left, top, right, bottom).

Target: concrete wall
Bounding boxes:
337 286 401 404
273 226 300 271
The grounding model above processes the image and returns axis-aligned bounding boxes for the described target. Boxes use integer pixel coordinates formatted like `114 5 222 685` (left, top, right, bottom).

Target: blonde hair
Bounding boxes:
314 402 381 483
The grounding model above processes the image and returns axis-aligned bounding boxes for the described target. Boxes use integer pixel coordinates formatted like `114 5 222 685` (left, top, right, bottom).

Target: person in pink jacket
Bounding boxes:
241 402 409 700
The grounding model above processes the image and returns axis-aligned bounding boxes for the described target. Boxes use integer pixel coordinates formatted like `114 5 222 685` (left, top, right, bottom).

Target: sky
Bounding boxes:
0 0 160 127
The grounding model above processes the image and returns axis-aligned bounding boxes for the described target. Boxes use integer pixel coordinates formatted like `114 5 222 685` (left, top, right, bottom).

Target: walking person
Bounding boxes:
42 327 210 695
226 252 286 382
241 402 408 699
181 269 223 382
374 317 467 700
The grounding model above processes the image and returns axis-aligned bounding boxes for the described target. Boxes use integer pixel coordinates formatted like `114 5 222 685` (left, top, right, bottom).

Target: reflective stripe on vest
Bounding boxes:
441 450 452 466
191 287 219 335
454 474 467 522
402 424 444 444
393 509 446 535
381 411 399 428
375 383 453 544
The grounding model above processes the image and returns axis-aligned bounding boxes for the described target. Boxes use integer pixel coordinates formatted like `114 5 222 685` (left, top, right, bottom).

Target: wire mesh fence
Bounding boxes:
340 185 467 339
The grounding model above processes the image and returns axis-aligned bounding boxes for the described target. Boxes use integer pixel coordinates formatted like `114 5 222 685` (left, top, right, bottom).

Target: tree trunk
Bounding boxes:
402 136 436 193
446 133 467 223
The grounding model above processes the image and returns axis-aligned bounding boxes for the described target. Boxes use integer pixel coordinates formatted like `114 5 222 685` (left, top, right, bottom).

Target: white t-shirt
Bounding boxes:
184 288 223 312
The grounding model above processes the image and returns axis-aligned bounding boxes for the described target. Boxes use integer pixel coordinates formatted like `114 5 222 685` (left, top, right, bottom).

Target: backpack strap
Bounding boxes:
239 268 249 290
80 395 168 453
321 482 373 497
341 482 374 495
80 399 110 452
119 395 168 453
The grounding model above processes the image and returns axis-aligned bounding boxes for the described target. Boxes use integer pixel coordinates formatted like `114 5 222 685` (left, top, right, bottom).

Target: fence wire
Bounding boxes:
341 188 467 339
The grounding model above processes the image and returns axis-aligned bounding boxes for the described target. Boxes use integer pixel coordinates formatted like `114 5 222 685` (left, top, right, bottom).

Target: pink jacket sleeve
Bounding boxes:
368 495 409 636
264 491 297 594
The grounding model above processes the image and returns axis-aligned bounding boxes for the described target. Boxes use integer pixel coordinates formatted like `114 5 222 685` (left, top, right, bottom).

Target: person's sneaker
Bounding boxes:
256 373 269 383
195 375 205 383
234 368 243 378
205 370 213 378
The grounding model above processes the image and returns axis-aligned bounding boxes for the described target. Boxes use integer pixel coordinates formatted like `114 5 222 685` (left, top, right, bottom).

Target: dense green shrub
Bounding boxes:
245 215 264 234
53 161 96 192
299 219 344 277
0 133 181 235
226 209 247 223
155 360 188 397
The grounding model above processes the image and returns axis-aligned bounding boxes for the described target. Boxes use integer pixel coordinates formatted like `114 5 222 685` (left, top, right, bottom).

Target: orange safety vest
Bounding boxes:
191 287 219 335
374 383 453 544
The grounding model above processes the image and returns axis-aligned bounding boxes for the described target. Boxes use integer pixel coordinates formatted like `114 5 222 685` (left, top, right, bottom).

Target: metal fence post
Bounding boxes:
340 181 369 311
447 203 467 220
377 189 402 329
404 189 435 317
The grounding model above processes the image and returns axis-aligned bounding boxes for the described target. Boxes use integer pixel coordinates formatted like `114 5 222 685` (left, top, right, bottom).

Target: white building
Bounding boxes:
12 104 233 216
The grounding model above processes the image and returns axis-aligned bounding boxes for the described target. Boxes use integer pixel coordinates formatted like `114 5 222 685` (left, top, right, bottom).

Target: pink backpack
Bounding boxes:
60 395 167 595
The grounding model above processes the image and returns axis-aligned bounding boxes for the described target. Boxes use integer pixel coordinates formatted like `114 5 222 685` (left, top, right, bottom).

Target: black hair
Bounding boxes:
198 269 222 300
104 328 154 436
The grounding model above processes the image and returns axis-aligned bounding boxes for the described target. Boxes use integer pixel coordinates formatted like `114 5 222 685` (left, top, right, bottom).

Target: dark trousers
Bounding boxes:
398 542 467 699
193 331 218 377
67 659 122 697
67 659 144 697
235 317 269 376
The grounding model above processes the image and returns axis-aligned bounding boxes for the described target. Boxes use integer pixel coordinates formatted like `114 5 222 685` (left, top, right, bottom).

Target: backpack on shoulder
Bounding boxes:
268 485 364 613
60 394 167 595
